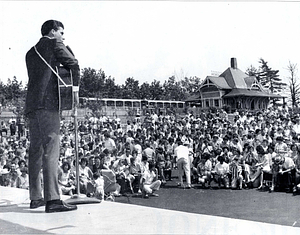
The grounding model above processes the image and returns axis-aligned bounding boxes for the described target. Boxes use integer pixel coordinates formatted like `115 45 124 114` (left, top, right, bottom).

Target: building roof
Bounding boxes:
206 76 231 89
219 67 249 89
244 76 257 89
186 58 284 103
223 88 283 98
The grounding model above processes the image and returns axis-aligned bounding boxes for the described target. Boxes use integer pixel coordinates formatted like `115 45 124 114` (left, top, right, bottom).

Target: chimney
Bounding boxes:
231 58 237 69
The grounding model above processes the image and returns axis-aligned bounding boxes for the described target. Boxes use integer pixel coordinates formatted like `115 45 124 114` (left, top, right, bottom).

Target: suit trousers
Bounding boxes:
28 109 60 202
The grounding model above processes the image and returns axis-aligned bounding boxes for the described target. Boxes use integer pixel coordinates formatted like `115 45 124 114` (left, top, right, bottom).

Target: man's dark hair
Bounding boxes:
41 20 64 36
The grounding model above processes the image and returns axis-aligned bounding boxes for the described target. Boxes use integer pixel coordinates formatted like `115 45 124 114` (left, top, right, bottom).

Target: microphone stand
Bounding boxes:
64 99 100 205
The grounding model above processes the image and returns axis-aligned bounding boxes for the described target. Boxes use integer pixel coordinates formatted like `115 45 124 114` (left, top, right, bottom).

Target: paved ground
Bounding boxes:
115 179 300 228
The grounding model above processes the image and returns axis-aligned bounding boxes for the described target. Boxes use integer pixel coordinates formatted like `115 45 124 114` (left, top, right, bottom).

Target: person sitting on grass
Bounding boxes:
93 172 105 201
129 156 142 194
163 153 172 181
213 155 230 189
101 168 121 200
112 158 134 194
141 161 161 198
196 152 212 188
78 157 94 195
270 154 295 193
8 163 19 188
16 166 29 189
229 154 243 190
58 162 75 196
249 145 271 189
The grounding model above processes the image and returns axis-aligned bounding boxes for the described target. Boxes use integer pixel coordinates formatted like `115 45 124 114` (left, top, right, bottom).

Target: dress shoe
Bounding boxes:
30 199 45 209
45 200 77 213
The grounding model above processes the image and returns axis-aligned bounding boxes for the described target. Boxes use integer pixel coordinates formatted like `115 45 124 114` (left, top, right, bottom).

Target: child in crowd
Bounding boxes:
164 154 172 181
16 167 29 189
58 162 75 196
155 147 166 184
229 155 243 190
213 155 229 189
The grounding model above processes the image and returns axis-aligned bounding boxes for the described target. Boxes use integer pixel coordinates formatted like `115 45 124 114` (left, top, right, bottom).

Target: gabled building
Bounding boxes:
186 58 283 110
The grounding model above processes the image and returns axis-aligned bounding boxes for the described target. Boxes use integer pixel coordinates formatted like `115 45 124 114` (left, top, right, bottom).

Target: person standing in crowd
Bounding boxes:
9 121 17 136
25 20 79 213
175 140 191 188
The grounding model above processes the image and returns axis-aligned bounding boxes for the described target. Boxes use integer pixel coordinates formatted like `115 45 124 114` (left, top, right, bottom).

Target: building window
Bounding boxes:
206 100 210 107
214 99 219 107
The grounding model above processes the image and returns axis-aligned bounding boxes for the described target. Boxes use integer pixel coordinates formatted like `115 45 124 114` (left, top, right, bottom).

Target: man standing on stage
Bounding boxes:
25 20 79 213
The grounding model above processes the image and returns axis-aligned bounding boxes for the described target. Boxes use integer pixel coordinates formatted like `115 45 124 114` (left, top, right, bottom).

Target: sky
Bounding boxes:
1 1 300 88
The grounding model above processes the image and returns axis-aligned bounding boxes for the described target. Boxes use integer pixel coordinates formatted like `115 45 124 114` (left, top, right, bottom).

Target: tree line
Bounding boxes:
79 68 201 101
246 58 299 108
0 58 299 114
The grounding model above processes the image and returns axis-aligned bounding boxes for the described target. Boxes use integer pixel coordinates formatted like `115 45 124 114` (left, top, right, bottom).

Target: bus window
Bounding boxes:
141 100 148 107
125 101 132 107
99 100 105 106
164 102 171 108
157 102 163 108
171 103 177 108
107 100 115 107
116 101 124 107
178 103 184 108
149 102 155 107
133 101 141 108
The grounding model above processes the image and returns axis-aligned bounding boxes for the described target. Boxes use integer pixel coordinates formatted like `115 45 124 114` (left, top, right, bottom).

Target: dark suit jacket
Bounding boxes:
25 36 80 114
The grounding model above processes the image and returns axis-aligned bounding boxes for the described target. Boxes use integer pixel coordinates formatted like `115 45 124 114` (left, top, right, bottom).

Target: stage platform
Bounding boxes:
0 186 299 234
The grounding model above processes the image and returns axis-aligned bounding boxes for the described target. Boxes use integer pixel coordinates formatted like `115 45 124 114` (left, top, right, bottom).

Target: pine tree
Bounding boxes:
257 58 287 93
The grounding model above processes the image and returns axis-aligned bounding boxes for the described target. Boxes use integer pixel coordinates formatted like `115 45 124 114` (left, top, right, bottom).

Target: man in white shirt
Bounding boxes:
174 140 191 188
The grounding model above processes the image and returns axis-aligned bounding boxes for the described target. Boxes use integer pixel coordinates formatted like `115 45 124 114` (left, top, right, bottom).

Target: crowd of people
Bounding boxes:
1 106 300 202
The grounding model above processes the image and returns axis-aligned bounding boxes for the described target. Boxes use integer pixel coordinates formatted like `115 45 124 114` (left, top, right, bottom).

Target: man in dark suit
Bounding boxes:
25 20 79 213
